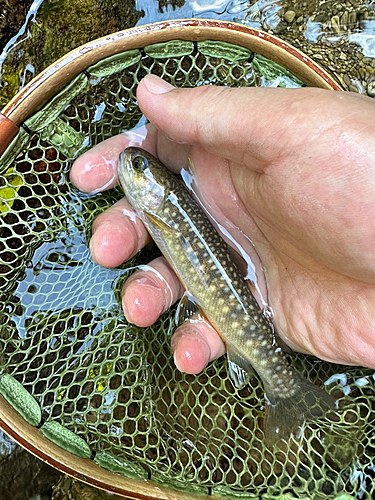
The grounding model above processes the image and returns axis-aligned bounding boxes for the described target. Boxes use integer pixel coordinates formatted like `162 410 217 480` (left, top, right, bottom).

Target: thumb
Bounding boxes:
136 74 331 169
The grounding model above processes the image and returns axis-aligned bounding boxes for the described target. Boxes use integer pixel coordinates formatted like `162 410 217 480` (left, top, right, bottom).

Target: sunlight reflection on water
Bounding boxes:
0 0 44 82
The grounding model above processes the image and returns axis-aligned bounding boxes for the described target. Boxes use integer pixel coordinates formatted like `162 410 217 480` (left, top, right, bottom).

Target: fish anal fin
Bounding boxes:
227 347 256 389
175 292 202 326
144 212 176 234
264 373 336 446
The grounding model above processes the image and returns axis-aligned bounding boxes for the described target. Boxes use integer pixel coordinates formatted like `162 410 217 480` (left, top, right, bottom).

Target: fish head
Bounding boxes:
118 147 168 215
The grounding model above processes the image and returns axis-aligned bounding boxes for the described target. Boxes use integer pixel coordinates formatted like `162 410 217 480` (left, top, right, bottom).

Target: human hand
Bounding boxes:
71 74 375 372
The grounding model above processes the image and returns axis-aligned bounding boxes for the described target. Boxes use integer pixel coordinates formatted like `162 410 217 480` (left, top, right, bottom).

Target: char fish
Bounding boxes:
118 146 335 443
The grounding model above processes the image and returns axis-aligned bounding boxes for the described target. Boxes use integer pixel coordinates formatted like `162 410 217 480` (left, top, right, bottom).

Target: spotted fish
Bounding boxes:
118 146 335 443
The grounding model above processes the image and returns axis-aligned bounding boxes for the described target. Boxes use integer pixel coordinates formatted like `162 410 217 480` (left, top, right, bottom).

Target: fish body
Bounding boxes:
118 147 334 442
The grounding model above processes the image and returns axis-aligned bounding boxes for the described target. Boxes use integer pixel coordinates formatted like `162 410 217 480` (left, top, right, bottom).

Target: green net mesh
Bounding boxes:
0 40 373 500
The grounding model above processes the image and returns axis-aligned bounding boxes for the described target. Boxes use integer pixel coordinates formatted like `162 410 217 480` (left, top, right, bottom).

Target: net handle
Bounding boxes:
0 113 19 152
0 18 342 155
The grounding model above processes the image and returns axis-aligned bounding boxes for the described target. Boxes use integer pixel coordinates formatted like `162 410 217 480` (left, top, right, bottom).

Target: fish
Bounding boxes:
118 146 335 443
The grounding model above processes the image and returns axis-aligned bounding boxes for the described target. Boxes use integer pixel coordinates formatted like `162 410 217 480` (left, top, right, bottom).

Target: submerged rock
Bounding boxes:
0 432 61 500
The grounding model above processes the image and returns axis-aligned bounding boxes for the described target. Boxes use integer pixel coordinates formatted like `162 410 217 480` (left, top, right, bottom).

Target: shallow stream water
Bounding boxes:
2 0 375 107
1 1 375 499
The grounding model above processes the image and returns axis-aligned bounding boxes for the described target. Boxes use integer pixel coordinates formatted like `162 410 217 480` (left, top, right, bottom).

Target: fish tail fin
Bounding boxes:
264 374 336 445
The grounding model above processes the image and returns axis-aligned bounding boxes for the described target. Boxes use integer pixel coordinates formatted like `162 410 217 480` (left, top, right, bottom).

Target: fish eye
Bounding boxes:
132 155 148 172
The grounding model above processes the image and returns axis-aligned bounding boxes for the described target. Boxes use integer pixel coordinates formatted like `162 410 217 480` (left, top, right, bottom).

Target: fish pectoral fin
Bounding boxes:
144 212 176 234
227 347 256 389
175 292 201 326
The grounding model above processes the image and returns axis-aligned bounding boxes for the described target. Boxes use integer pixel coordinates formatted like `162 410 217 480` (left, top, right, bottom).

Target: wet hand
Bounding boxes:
71 114 227 373
71 75 375 371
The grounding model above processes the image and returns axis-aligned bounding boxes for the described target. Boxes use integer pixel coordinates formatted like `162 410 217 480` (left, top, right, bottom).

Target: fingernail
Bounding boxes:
171 328 211 374
89 236 97 263
143 74 175 94
122 277 166 319
122 300 131 323
173 351 183 371
132 276 165 297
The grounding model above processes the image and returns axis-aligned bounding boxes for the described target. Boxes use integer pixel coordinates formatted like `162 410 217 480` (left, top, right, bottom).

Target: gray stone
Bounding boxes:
284 10 296 23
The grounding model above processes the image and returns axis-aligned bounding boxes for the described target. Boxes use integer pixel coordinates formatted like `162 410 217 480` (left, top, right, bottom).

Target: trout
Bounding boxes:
118 146 335 443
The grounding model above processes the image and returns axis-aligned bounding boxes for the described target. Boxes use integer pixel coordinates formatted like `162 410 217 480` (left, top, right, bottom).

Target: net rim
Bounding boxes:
0 398 195 500
0 18 342 156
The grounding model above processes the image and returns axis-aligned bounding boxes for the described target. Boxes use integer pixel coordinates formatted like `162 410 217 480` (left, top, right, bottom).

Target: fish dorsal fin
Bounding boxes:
227 347 256 389
226 244 258 296
175 291 201 326
144 211 175 234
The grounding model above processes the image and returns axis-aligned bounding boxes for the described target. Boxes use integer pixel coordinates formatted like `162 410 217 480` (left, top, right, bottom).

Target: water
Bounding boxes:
2 0 375 107
305 17 375 57
0 430 18 459
0 0 45 72
135 0 249 24
1 1 375 499
14 229 126 325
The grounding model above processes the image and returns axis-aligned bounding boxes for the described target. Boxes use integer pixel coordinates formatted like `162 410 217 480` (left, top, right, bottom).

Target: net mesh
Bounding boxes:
0 40 374 499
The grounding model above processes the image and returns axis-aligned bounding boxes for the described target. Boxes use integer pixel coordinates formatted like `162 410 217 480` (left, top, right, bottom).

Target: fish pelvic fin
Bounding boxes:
264 373 336 446
227 347 256 389
175 292 201 327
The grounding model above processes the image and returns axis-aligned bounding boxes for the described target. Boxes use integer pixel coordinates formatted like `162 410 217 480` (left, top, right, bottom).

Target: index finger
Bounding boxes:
71 121 192 194
70 125 157 193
